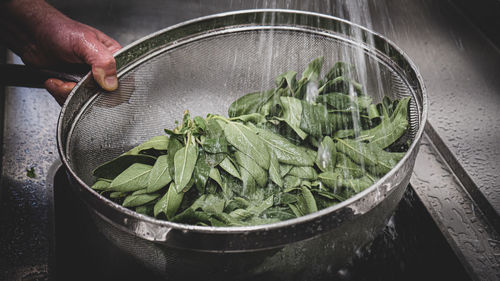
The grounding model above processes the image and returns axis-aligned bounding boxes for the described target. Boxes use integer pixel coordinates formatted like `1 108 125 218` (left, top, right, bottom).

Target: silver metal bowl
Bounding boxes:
57 9 427 279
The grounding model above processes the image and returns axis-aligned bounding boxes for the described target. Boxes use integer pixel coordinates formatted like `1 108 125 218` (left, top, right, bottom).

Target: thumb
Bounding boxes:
75 35 118 91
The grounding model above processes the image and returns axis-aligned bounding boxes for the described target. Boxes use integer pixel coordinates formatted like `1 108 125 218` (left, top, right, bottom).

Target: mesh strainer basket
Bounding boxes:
57 9 427 279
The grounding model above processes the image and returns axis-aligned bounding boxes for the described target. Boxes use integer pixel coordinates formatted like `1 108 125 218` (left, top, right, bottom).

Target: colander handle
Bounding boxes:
0 63 88 88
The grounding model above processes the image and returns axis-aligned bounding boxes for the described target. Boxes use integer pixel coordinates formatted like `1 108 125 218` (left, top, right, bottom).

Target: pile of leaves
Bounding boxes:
91 57 411 226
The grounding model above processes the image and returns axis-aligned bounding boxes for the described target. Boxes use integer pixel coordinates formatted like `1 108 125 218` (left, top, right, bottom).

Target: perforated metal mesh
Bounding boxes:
66 29 419 186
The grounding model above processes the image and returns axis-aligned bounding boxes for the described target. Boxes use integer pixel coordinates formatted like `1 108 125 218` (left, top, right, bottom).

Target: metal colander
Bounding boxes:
57 9 427 279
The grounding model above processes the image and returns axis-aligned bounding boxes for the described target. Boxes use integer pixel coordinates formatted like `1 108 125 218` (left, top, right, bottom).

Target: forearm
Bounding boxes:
0 0 67 61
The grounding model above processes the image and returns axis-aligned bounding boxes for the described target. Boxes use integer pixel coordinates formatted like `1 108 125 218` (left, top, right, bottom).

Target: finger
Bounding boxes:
74 34 118 91
94 30 122 54
44 78 76 105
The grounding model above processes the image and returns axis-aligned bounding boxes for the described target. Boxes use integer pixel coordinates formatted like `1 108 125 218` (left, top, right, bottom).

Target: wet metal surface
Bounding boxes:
411 134 500 280
1 0 499 280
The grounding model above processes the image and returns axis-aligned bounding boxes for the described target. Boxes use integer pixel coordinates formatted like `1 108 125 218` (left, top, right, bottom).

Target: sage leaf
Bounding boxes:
298 186 318 214
93 154 156 180
209 167 223 188
289 166 318 180
109 163 152 192
279 96 307 140
91 180 110 191
146 155 172 192
167 137 183 179
223 120 270 170
234 151 267 188
154 183 184 219
228 90 274 117
251 125 315 166
301 56 323 82
316 136 336 172
268 150 283 187
123 192 160 208
192 150 211 193
173 141 198 193
125 135 169 155
219 157 241 179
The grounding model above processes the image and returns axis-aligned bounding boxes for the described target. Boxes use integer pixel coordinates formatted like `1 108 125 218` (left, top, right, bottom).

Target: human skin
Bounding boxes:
0 0 121 104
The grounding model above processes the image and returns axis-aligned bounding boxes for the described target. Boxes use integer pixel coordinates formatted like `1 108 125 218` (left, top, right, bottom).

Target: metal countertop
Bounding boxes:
1 0 499 280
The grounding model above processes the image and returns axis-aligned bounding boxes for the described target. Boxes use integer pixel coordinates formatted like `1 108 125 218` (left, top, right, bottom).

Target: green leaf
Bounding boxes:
229 113 267 125
301 56 324 82
318 171 341 190
110 191 127 198
284 175 301 190
275 71 297 95
335 153 366 178
316 136 337 172
93 154 156 180
219 157 241 179
167 137 184 180
173 140 198 193
125 135 169 155
109 163 152 192
146 155 172 192
202 119 228 154
228 90 274 117
135 204 154 216
336 138 379 168
324 61 354 81
288 166 317 180
316 92 372 110
198 194 226 214
268 150 283 187
298 186 318 214
368 97 410 149
279 96 307 140
247 195 274 215
123 192 160 208
336 138 403 175
299 101 332 137
91 180 110 191
338 175 375 193
280 164 293 177
234 151 267 188
223 120 270 170
239 165 257 196
209 167 223 188
192 150 211 193
154 183 184 219
288 203 303 217
251 125 315 166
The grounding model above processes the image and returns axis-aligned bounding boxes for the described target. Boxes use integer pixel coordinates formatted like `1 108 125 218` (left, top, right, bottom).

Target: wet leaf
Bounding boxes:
123 192 160 208
146 155 171 192
125 135 169 155
316 136 336 172
209 167 223 188
219 157 241 179
251 125 315 166
109 163 152 192
268 150 283 187
173 141 198 193
93 154 156 180
192 150 211 193
288 166 317 180
234 151 267 188
228 90 274 117
91 179 110 191
278 96 307 140
223 120 270 169
154 183 184 219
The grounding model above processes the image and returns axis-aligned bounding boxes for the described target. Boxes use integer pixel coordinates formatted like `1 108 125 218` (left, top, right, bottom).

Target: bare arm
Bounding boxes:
0 0 121 104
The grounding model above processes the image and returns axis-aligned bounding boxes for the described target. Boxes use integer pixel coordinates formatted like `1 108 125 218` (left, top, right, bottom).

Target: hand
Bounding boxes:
1 0 121 104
